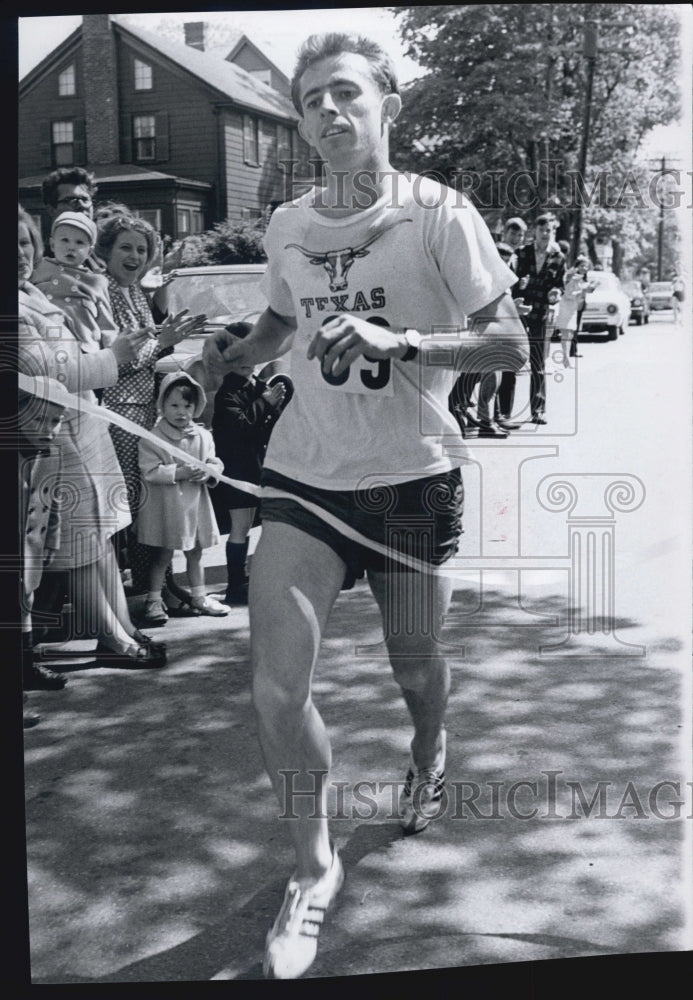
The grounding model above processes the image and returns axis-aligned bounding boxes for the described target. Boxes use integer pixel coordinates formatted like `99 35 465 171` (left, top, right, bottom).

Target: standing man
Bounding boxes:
496 218 528 426
513 214 565 425
204 31 528 979
41 167 98 239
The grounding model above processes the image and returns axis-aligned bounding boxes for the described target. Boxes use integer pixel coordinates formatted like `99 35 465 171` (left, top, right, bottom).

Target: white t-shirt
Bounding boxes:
261 172 515 490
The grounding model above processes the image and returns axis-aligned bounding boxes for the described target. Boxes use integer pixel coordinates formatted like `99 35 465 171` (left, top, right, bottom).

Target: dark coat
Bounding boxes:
211 372 282 517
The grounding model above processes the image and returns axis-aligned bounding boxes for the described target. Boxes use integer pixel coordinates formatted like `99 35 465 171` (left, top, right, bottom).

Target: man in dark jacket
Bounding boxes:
512 214 566 424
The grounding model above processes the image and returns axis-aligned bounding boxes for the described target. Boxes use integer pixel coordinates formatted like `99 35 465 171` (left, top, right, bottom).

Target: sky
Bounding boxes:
18 8 424 84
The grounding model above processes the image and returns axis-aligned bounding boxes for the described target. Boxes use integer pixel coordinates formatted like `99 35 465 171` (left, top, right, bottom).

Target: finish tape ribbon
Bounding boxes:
18 374 446 576
18 373 262 497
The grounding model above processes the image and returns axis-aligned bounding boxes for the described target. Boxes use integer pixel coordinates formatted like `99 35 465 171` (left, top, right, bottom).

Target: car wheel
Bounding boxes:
619 325 625 335
636 315 643 326
644 314 649 324
607 325 618 341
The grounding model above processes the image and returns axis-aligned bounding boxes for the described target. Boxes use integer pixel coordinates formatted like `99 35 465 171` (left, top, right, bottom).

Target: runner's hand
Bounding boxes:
308 315 405 378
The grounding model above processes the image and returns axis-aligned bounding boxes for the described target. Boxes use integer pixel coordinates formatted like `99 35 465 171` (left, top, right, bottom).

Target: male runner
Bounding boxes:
203 32 528 979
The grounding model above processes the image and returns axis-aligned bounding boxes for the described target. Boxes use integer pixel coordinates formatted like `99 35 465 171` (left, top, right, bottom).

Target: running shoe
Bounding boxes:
263 846 344 979
399 728 447 835
191 595 229 617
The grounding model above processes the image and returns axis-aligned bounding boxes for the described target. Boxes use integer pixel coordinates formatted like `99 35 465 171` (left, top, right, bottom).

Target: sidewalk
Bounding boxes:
23 535 690 982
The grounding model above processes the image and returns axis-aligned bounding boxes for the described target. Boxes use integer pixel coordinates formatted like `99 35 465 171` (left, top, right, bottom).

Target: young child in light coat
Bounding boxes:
136 371 227 624
31 211 118 354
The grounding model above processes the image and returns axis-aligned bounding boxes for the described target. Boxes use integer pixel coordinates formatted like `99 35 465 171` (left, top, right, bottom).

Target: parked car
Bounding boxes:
622 280 651 325
153 264 268 372
580 270 631 340
647 281 674 311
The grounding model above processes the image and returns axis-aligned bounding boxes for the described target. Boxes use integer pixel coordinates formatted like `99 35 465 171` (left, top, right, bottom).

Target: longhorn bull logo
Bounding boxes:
285 218 412 293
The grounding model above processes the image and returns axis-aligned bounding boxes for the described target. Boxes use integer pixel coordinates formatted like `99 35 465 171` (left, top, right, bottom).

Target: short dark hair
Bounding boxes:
291 32 399 113
95 214 159 272
42 167 97 208
534 213 557 227
18 204 44 266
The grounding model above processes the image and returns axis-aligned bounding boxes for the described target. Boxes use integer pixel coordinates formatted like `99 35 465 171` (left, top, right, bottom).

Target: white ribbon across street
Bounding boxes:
18 373 445 575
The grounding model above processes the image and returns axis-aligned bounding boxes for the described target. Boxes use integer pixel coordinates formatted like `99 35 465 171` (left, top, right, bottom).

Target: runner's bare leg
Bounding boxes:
250 520 346 885
367 567 454 768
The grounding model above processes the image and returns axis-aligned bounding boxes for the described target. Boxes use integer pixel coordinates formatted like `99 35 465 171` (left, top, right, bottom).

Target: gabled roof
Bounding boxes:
19 14 299 124
112 16 297 121
225 34 291 88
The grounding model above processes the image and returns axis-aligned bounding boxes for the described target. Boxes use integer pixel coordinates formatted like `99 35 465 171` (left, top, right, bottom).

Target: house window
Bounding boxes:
134 59 153 91
134 208 162 232
52 121 74 165
277 125 291 163
133 115 156 161
176 205 204 237
243 114 259 166
58 64 76 96
249 69 272 87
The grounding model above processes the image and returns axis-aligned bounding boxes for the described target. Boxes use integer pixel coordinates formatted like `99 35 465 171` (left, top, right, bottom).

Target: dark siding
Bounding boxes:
117 37 219 187
223 109 300 219
19 48 85 176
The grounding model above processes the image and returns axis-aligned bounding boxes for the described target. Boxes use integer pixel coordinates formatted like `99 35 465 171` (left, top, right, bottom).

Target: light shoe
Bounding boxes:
263 847 345 979
191 595 229 617
399 728 447 835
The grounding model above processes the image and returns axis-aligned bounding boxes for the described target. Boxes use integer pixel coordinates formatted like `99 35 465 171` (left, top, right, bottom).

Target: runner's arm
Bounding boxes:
202 307 296 374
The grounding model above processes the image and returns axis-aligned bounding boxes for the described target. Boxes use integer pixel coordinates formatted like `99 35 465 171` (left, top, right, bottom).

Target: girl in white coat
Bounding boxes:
137 371 227 623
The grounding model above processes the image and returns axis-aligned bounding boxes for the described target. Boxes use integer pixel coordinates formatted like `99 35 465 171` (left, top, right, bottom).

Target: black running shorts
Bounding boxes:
260 467 464 590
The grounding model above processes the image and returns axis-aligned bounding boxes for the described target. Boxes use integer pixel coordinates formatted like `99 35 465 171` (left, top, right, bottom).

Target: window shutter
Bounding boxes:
73 117 86 165
120 115 133 163
155 111 169 162
39 120 52 169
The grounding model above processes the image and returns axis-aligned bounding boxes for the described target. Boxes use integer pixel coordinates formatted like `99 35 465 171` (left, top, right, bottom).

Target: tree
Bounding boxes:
389 4 683 270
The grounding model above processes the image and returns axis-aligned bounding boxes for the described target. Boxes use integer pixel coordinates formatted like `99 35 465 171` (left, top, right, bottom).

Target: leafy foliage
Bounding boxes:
389 4 683 271
163 216 269 269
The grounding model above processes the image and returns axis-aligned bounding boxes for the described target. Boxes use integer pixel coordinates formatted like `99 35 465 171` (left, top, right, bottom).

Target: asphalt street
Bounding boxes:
20 309 692 985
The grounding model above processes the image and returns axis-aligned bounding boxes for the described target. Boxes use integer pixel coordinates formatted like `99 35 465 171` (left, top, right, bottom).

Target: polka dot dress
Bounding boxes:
102 278 163 593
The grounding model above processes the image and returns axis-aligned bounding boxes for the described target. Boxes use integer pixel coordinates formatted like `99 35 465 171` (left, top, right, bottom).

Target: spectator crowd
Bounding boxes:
17 166 683 730
18 166 290 727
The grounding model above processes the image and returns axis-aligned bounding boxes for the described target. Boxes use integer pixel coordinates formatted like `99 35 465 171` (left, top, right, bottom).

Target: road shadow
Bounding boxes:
25 579 687 982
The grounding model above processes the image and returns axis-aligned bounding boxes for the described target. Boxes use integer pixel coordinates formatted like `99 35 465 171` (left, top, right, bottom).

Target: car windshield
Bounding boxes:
162 270 267 323
649 282 671 293
586 272 618 291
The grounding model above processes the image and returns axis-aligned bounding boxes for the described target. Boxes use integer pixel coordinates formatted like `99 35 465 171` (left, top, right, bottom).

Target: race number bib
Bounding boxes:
317 315 394 396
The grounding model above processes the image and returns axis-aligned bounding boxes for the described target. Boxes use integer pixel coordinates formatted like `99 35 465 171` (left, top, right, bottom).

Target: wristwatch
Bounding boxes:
400 329 422 362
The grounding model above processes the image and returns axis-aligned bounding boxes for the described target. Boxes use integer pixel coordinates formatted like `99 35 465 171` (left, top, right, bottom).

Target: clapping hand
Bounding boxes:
111 324 153 364
158 309 207 350
262 383 286 408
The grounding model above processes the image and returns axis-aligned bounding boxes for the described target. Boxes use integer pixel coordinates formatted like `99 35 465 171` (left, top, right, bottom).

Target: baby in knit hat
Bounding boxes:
32 211 118 353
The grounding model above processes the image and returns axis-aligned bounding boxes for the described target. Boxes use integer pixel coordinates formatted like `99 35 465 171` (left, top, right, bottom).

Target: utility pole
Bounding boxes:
657 155 665 280
571 21 598 263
